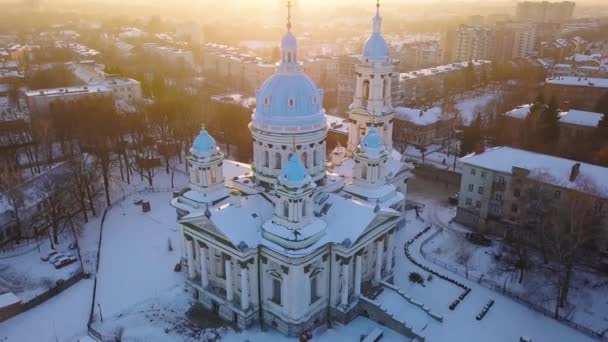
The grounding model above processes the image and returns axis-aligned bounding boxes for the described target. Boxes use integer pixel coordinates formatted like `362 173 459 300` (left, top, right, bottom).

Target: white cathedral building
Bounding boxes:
171 2 411 336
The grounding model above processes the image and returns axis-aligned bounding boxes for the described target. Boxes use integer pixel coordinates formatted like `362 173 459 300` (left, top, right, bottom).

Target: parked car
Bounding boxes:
41 250 59 262
54 256 77 269
448 193 459 205
466 232 492 246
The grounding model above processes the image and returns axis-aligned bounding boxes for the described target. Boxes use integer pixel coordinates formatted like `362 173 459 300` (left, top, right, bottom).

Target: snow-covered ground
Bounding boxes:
455 90 498 126
422 227 608 336
94 191 183 319
389 211 596 342
0 279 94 342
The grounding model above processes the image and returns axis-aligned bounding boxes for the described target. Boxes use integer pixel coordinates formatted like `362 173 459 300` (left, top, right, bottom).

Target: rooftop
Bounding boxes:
559 109 603 127
460 147 608 198
395 106 444 126
400 60 491 80
545 76 608 88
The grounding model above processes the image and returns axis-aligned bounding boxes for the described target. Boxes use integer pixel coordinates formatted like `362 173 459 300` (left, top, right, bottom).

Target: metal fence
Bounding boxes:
418 224 607 341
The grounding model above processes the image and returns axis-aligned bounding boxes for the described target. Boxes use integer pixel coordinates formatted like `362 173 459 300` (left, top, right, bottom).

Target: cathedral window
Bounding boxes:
312 96 317 105
283 201 289 218
271 277 282 305
363 80 370 101
275 152 282 169
215 255 225 279
313 150 318 167
301 152 308 167
264 151 269 167
302 200 307 217
383 78 389 101
288 97 295 108
287 52 292 63
310 274 320 304
210 168 217 184
264 97 270 106
362 165 368 180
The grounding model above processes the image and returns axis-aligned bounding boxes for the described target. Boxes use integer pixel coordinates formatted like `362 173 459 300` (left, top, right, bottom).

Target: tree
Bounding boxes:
537 96 560 151
461 114 482 156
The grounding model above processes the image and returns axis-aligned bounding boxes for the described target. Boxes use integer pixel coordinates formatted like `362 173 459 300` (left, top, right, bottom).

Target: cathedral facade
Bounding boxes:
172 2 411 337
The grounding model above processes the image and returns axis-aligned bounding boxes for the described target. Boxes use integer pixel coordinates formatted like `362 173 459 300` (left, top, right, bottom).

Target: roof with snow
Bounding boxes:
558 110 603 127
460 147 608 198
504 104 532 119
395 106 443 126
545 76 608 88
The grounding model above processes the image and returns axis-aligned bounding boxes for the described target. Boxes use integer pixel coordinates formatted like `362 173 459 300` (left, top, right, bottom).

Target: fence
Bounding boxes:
418 224 607 341
86 186 178 341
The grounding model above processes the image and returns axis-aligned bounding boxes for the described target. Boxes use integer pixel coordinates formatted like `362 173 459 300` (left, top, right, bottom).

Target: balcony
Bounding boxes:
492 182 506 192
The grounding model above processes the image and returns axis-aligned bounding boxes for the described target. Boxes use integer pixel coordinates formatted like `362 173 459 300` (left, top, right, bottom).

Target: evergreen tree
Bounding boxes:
538 96 560 148
461 114 482 156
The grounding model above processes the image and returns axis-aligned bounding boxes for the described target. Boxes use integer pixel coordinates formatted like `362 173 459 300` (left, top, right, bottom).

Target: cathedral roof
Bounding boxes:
190 128 217 158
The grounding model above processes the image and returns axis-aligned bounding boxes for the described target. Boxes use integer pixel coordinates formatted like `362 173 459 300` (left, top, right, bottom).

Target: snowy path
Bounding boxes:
392 213 596 342
0 279 93 342
94 191 183 319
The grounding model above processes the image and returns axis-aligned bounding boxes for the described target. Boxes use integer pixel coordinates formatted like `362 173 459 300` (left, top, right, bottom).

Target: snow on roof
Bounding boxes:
400 60 490 80
0 292 20 308
456 92 497 126
504 104 532 119
558 110 603 127
326 115 349 135
223 160 251 180
395 106 443 126
545 76 608 88
460 147 608 198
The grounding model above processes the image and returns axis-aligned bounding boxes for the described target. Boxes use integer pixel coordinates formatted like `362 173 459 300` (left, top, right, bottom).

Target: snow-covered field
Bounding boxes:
423 227 608 336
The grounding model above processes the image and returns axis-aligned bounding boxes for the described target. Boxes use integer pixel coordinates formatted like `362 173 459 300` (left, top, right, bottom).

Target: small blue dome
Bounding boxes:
361 127 384 150
363 33 389 61
278 155 308 188
254 73 325 128
191 128 217 158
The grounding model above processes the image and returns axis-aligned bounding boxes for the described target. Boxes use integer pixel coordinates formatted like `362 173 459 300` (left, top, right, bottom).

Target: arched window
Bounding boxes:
302 200 307 217
287 52 292 63
210 168 217 184
363 80 370 101
362 165 367 180
301 152 308 167
313 150 318 167
288 97 295 108
264 151 269 167
275 152 282 169
283 201 289 217
383 78 389 101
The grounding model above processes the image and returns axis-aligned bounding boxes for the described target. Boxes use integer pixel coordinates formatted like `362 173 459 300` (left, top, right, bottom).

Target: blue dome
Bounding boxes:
254 73 325 128
361 127 384 150
191 128 217 158
278 155 308 188
362 33 389 61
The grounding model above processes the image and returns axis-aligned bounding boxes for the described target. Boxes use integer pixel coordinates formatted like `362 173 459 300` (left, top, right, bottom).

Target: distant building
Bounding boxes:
494 22 537 61
544 76 608 111
143 43 194 67
539 36 586 62
395 41 442 71
515 1 575 23
443 25 495 63
558 109 604 146
24 85 113 116
398 60 491 106
455 147 607 256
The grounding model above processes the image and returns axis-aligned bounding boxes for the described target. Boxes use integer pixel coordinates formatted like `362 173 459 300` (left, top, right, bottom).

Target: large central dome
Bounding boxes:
252 22 325 130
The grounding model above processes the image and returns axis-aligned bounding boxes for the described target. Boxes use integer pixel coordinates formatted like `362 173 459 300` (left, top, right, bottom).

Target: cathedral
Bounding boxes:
171 1 411 336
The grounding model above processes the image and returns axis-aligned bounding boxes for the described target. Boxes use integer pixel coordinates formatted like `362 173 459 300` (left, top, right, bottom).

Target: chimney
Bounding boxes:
569 163 581 182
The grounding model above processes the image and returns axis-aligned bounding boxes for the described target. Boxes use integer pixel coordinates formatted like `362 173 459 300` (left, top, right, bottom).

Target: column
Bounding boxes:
385 233 394 274
340 259 349 307
185 236 195 279
240 263 250 311
374 239 383 282
225 257 233 302
198 242 209 288
354 253 362 297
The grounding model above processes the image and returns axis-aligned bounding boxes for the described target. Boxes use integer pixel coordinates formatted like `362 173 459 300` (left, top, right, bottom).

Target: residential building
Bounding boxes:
393 106 457 149
143 43 194 67
455 147 607 256
544 76 608 111
515 1 575 23
24 86 113 116
443 25 495 63
494 22 537 61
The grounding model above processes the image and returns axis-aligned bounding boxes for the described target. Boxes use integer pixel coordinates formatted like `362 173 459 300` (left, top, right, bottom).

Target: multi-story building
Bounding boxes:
398 60 492 106
455 147 608 254
395 41 442 71
443 25 495 63
494 22 537 61
516 1 576 23
544 76 608 111
143 43 194 67
539 37 587 62
393 106 457 149
25 85 113 117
